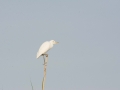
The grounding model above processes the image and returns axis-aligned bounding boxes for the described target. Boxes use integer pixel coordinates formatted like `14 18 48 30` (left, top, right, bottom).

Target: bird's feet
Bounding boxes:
42 54 48 57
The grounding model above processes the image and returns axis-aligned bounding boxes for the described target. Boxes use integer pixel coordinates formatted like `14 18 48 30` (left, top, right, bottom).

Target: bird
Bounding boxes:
36 40 59 59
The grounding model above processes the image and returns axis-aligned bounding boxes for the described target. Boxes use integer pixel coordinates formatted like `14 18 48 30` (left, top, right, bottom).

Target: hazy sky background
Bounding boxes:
0 0 120 90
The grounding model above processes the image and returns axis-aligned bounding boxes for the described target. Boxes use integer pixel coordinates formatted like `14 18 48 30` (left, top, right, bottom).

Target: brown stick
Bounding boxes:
42 54 48 90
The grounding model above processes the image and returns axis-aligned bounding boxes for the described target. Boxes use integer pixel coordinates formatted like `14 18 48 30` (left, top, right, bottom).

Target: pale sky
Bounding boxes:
0 0 120 90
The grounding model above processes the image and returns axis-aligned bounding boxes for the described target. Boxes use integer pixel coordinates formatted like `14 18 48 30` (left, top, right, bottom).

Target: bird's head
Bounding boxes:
50 40 59 45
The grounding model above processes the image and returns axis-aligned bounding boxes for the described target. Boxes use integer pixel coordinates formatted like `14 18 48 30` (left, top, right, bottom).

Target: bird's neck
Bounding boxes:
49 42 53 48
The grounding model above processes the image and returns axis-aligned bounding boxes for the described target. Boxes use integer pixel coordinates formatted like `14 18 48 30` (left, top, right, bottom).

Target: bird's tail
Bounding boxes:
36 55 39 59
36 53 41 59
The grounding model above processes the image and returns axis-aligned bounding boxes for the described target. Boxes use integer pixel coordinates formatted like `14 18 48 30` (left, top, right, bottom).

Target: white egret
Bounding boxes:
36 40 59 59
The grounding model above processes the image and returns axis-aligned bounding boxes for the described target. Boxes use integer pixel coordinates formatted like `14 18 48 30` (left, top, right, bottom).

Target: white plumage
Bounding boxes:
36 40 58 59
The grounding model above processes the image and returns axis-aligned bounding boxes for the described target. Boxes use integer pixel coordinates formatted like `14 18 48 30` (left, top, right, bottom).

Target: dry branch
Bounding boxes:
42 54 48 90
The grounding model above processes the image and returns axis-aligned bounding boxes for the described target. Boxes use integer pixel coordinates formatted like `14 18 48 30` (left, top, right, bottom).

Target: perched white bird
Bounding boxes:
36 40 59 59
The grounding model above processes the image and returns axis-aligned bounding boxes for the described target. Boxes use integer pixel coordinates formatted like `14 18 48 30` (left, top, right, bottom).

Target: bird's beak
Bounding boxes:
55 41 59 44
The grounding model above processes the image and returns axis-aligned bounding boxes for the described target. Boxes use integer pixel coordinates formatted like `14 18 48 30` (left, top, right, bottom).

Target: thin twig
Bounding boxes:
30 78 34 90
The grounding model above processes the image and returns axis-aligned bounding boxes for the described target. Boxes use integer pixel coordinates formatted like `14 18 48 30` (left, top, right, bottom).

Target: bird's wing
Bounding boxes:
36 41 50 59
